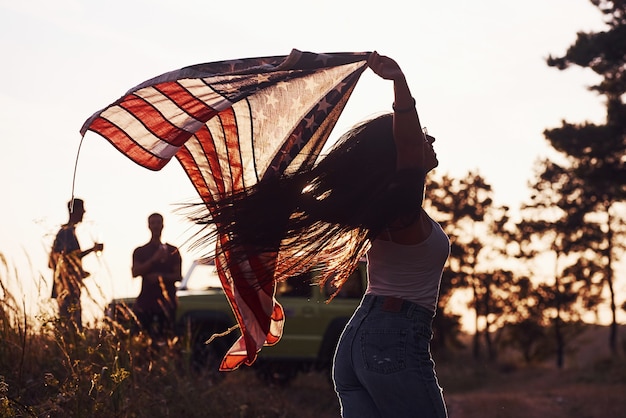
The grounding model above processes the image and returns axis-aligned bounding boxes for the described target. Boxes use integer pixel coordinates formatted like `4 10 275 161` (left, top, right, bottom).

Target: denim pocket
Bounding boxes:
361 329 408 374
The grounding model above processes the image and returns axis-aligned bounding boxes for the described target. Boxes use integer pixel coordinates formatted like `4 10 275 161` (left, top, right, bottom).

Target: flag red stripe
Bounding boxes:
115 94 199 147
216 240 263 368
153 82 218 125
220 108 246 191
175 146 214 203
88 117 168 170
176 125 229 202
265 303 284 346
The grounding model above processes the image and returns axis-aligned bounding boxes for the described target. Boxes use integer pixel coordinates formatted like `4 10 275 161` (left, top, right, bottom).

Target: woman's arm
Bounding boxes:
368 52 425 171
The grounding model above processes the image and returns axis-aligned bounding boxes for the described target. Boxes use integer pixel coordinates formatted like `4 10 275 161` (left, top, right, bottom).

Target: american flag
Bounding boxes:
81 49 371 370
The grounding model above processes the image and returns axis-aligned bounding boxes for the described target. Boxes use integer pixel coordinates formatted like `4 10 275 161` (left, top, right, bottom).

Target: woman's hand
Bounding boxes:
368 52 426 172
368 51 405 82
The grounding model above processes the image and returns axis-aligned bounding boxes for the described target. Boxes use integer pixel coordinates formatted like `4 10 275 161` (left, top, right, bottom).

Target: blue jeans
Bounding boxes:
333 295 448 418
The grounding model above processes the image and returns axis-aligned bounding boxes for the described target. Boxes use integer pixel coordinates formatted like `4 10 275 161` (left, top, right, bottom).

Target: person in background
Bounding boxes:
131 213 182 344
49 198 104 332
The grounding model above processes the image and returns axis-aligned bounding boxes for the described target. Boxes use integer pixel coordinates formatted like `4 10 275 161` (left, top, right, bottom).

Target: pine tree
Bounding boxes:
545 0 626 354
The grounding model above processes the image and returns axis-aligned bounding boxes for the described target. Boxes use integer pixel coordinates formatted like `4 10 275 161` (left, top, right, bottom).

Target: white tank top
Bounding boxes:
365 215 450 312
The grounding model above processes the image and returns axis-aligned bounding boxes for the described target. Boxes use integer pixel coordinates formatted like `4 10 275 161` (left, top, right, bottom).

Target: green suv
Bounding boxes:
106 258 367 384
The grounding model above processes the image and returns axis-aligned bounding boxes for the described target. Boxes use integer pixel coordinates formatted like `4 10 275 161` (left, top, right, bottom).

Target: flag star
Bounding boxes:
256 108 268 124
265 91 279 108
304 115 316 129
292 132 306 148
279 147 290 157
333 80 347 93
277 114 290 131
292 95 306 111
255 73 272 84
317 97 332 114
304 77 321 93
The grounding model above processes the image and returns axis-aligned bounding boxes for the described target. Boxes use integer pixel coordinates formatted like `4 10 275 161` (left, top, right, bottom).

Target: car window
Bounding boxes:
276 271 314 298
183 262 222 290
324 268 365 299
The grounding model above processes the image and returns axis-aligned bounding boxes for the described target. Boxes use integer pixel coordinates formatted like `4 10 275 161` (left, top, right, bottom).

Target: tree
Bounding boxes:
427 171 498 360
546 0 626 354
477 205 528 361
424 174 465 353
516 159 604 367
498 277 550 364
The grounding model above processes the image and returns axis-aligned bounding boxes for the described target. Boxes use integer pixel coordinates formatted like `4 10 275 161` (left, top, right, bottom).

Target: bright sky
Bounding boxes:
0 0 615 322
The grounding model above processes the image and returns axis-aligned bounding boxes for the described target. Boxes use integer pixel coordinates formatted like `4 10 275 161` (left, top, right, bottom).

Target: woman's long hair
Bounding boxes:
185 113 425 293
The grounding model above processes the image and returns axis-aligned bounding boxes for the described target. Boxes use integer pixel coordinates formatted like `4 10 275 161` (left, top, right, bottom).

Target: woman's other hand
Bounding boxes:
368 51 405 82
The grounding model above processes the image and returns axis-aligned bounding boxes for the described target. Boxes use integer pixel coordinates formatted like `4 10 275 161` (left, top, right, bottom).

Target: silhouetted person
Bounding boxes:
49 198 104 332
332 52 450 418
131 213 182 343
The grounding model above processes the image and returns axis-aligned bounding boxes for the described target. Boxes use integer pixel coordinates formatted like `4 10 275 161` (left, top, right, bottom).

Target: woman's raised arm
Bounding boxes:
368 52 426 171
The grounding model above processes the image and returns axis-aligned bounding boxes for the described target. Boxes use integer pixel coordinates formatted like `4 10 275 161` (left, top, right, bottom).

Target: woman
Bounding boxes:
331 53 450 417
192 53 449 416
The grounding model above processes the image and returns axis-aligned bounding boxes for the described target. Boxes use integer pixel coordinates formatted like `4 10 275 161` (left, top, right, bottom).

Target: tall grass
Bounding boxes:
0 254 341 418
2 253 625 418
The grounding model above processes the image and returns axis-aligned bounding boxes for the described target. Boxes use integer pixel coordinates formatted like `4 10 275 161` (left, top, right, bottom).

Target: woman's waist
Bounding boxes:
360 294 435 321
364 283 439 312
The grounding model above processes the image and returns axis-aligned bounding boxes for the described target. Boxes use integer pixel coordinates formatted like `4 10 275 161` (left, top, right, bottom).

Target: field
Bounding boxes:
1 314 624 418
442 360 626 418
1 262 624 417
211 358 626 418
207 325 626 418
